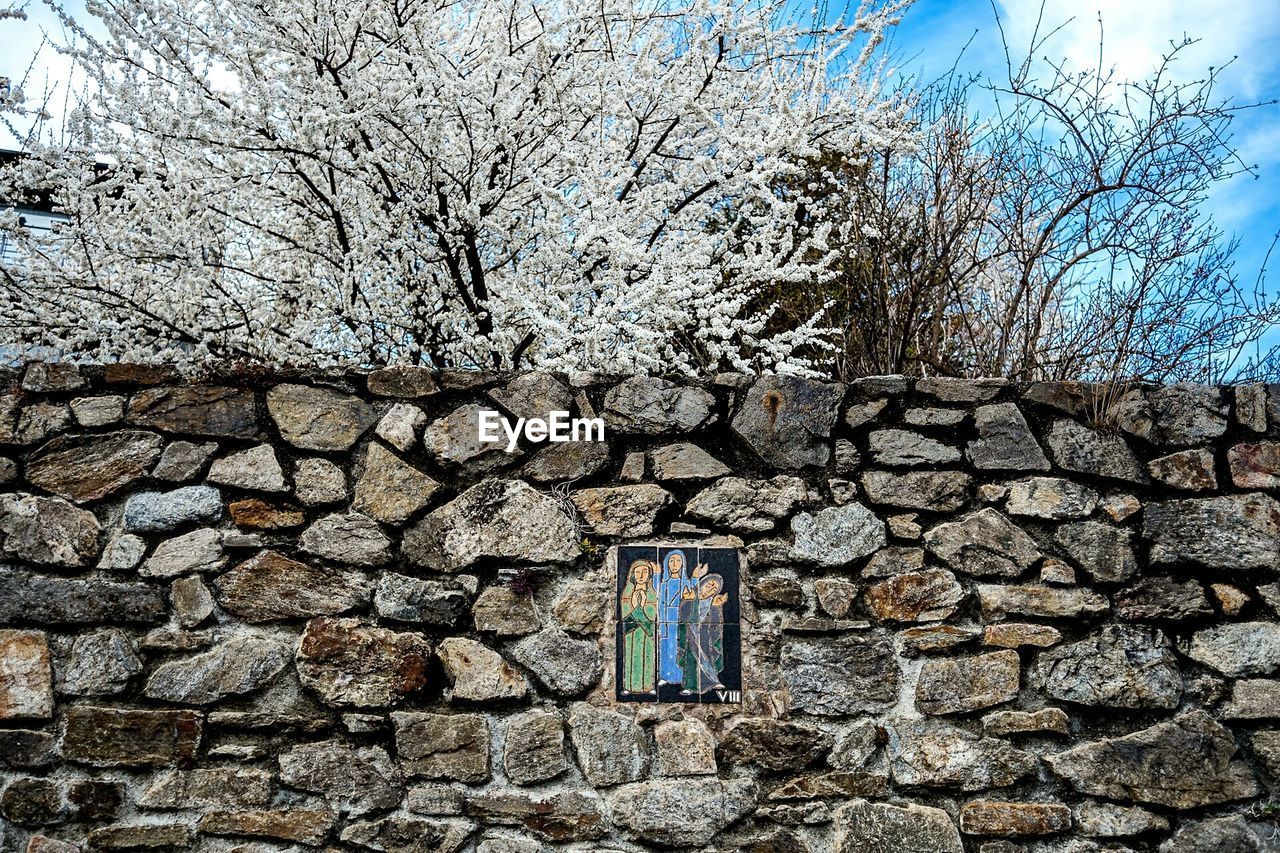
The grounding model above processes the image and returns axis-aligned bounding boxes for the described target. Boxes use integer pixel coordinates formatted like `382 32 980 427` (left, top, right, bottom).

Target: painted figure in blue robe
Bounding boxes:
656 550 703 685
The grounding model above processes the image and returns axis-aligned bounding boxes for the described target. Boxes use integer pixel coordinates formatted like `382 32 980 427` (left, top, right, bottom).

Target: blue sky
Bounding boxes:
884 0 1280 318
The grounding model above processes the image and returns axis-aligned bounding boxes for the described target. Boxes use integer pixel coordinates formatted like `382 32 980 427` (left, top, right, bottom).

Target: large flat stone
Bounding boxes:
127 385 258 437
1144 494 1280 570
731 376 843 468
0 568 166 625
25 431 163 502
0 630 52 720
62 706 202 767
266 383 377 450
296 617 431 707
215 550 371 621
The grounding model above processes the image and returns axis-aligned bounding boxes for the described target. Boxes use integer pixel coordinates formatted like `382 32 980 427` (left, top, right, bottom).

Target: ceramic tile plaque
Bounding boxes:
615 545 741 703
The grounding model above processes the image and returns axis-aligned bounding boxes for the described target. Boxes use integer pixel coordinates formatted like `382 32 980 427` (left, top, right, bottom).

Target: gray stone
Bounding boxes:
1187 622 1280 676
976 584 1108 619
437 637 529 702
553 577 609 635
511 628 601 697
620 450 646 481
171 576 214 627
61 629 142 696
0 568 167 625
342 816 472 853
608 778 757 847
393 712 490 782
869 429 961 466
1147 383 1229 446
861 470 971 512
904 407 966 427
1228 441 1280 489
296 617 431 707
267 383 377 450
983 623 1063 649
140 527 225 577
925 509 1040 578
686 475 810 532
406 784 465 815
207 443 287 492
124 485 222 532
864 569 963 623
523 441 610 483
138 768 274 810
144 635 289 704
1005 478 1099 519
781 634 898 715
719 718 832 771
567 703 648 786
25 431 163 502
1054 521 1136 583
70 394 124 427
1116 576 1212 622
1036 625 1182 709
918 377 1004 401
887 719 1037 790
731 376 843 468
958 802 1071 837
1074 802 1168 838
367 366 440 398
603 376 715 435
499 711 566 787
916 650 1020 715
650 443 731 481
375 402 426 452
294 457 348 505
151 440 217 481
197 808 336 845
489 371 574 421
425 403 523 467
1223 679 1280 719
1149 448 1218 490
653 719 717 777
1159 816 1261 853
279 738 402 814
790 502 886 566
0 631 52 720
86 824 192 849
473 586 541 635
1046 420 1147 483
61 706 202 767
968 403 1050 470
982 708 1069 736
216 550 371 622
127 385 257 437
465 788 609 842
353 442 441 524
0 494 101 567
863 546 926 577
570 484 671 537
833 799 963 853
301 512 392 564
8 401 72 446
1045 711 1259 809
1237 384 1269 431
375 573 471 626
23 362 86 392
404 480 579 571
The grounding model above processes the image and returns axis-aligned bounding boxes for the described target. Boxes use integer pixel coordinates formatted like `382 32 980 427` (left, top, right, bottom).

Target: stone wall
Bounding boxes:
1 364 1280 852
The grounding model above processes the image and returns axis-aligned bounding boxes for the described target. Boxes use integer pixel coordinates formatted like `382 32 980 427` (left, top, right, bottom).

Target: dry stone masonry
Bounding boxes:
1 365 1280 851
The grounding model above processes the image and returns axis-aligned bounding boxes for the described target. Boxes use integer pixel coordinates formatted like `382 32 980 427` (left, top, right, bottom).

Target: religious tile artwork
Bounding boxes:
615 545 742 703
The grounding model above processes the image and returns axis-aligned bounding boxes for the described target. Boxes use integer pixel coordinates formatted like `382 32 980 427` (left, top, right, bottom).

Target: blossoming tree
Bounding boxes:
0 0 911 373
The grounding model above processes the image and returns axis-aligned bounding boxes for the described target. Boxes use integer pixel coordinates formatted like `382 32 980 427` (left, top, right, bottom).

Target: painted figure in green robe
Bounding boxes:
619 558 658 695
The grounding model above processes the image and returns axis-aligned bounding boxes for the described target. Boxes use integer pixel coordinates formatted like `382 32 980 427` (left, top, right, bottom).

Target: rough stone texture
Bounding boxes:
0 631 53 719
0 494 101 567
1045 711 1259 808
926 509 1040 578
790 502 886 566
608 779 757 847
731 376 843 468
968 403 1050 470
1035 625 1182 709
8 369 1280 852
687 475 810 532
916 650 1021 715
570 484 671 537
1004 477 1099 518
143 635 290 704
603 376 715 435
425 402 523 467
1046 420 1147 482
25 431 164 502
781 634 898 715
404 479 579 570
1144 493 1280 570
216 550 371 621
267 383 377 450
296 617 431 707
123 485 222 532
